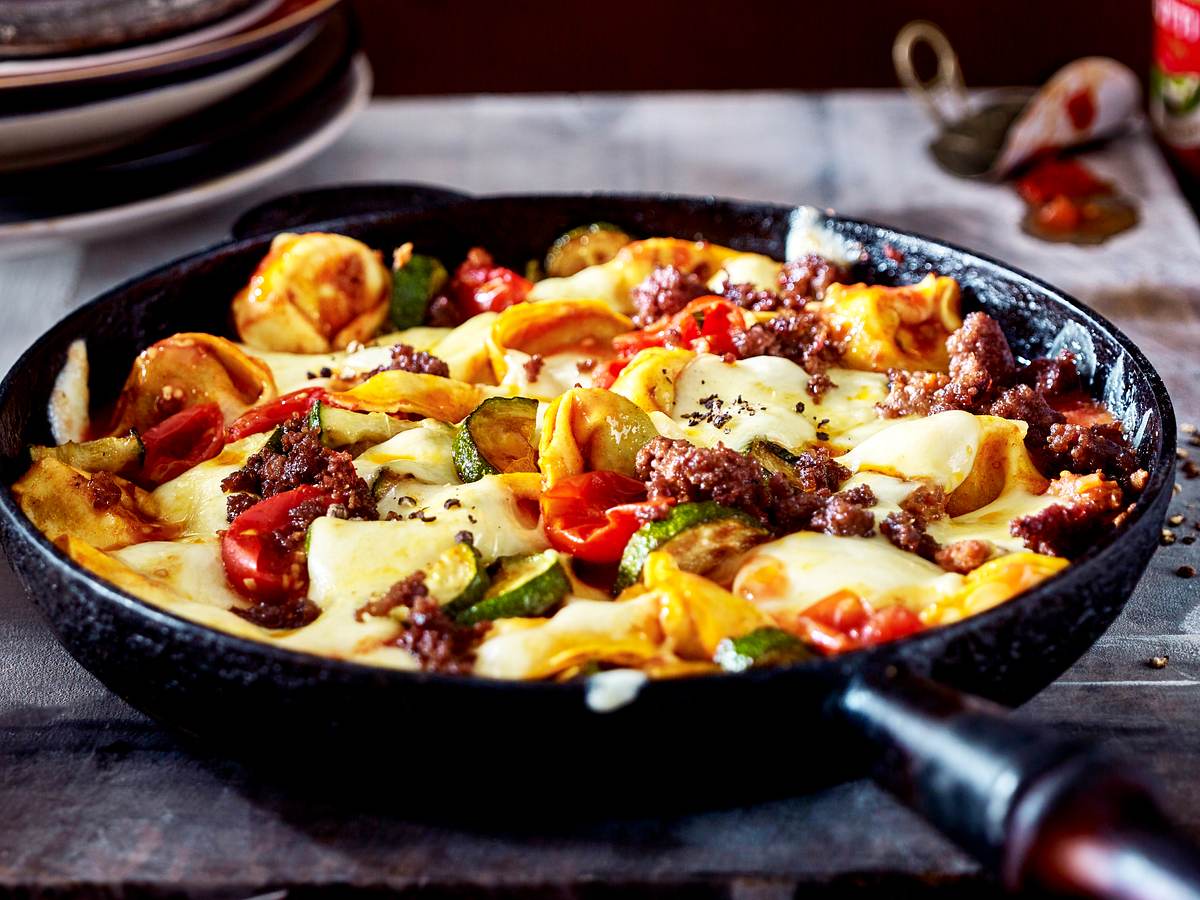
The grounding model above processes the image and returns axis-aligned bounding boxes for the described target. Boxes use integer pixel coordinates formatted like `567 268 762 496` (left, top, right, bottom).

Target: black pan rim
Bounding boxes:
0 191 1177 697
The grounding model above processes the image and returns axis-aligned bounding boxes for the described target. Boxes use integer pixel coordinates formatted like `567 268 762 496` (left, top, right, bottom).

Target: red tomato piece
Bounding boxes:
1016 158 1110 206
141 403 225 483
1034 195 1083 233
612 296 741 359
220 485 332 602
541 471 670 563
802 590 872 636
794 593 924 654
450 247 532 317
858 605 925 647
225 388 327 443
590 357 631 390
697 300 742 356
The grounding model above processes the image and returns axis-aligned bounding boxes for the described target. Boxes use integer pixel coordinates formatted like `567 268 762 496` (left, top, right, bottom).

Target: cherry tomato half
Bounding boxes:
611 296 742 359
225 388 327 443
220 485 332 602
450 247 532 317
792 591 924 654
541 470 670 563
141 402 225 483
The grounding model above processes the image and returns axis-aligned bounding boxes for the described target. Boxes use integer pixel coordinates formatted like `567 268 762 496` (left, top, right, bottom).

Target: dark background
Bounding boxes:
349 0 1152 95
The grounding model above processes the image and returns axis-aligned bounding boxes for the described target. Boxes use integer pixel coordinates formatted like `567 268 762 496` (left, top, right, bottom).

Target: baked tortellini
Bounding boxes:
14 220 1143 681
232 232 391 353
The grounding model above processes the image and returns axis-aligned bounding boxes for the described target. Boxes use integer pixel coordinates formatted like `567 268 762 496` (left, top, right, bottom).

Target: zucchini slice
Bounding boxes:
390 253 449 329
746 439 803 482
614 501 768 594
713 627 815 672
307 400 405 451
29 432 143 474
452 396 539 482
544 223 632 277
455 549 569 624
425 541 490 617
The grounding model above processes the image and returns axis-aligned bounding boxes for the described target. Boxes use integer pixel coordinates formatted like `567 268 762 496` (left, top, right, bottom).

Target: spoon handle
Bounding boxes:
893 20 970 126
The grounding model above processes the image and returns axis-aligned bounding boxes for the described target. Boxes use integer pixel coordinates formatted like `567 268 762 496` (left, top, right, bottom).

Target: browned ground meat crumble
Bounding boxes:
880 510 939 560
876 369 950 418
900 482 948 522
778 255 849 306
1044 422 1137 483
523 353 545 382
221 414 378 524
629 265 709 328
935 539 993 574
637 437 773 520
1011 475 1125 557
234 598 320 630
878 311 1139 491
731 309 845 399
811 485 876 537
879 482 991 573
634 436 875 536
367 342 451 379
719 282 779 310
719 254 848 313
357 571 489 673
987 384 1064 447
85 472 122 510
791 446 851 493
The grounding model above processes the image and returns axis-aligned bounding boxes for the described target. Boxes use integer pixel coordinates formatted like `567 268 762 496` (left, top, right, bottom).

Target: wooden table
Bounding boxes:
1 92 1199 898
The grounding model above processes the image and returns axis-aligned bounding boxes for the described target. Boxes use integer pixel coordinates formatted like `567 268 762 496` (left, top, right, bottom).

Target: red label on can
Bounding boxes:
1156 0 1200 73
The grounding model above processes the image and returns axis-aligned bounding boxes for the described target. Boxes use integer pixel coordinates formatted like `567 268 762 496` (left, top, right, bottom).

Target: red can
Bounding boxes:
1152 0 1200 173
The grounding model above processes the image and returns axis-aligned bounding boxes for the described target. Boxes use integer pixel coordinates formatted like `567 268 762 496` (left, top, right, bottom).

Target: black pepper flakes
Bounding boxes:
794 401 806 413
319 366 333 378
443 498 462 510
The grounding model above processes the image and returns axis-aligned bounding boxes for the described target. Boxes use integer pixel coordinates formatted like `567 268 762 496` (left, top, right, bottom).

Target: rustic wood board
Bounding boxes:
0 91 1198 898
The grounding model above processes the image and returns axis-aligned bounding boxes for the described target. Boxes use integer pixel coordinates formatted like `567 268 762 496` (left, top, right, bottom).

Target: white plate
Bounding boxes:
0 0 285 78
0 26 316 172
0 54 371 256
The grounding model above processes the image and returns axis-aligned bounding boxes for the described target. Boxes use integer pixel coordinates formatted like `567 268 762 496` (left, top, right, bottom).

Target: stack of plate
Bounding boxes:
0 0 370 248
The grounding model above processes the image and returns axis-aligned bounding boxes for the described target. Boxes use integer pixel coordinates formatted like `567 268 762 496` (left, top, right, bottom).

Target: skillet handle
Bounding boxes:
835 665 1200 899
230 182 470 240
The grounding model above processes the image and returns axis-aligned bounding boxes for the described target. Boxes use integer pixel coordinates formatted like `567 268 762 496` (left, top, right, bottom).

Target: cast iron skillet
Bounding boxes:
0 186 1194 897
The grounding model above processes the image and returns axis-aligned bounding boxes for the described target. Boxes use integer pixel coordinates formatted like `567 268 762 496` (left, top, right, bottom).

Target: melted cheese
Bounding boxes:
243 330 454 394
113 540 245 611
666 354 889 451
499 349 599 398
354 420 458 485
474 593 664 680
107 538 417 669
152 432 269 538
307 475 547 608
529 238 783 315
734 531 964 617
707 254 782 293
927 485 1056 553
841 411 981 492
